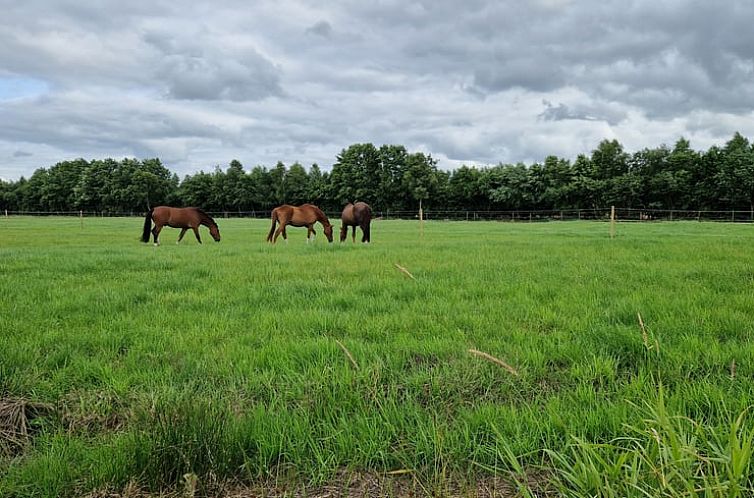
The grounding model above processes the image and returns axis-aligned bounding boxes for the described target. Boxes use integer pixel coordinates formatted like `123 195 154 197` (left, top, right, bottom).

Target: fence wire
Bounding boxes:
3 208 754 222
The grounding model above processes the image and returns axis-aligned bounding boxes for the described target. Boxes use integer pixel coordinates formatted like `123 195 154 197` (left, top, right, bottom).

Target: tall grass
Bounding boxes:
544 389 754 497
1 217 754 496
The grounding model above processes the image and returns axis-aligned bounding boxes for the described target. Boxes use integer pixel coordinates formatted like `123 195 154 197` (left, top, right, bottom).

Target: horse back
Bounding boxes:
341 203 355 225
151 206 171 223
152 206 201 227
353 202 372 224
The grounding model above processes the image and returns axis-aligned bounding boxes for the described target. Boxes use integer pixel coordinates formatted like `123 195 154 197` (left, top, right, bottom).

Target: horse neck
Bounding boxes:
197 211 214 227
314 208 331 226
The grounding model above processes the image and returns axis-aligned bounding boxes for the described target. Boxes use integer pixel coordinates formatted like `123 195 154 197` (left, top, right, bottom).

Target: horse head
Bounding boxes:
323 223 334 243
209 223 221 242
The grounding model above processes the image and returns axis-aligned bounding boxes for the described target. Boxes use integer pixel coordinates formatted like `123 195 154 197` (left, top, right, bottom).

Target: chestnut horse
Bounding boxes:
141 206 221 245
340 202 372 243
266 204 333 243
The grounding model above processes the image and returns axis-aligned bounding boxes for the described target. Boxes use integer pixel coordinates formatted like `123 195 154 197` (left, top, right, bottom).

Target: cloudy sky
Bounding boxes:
2 0 754 180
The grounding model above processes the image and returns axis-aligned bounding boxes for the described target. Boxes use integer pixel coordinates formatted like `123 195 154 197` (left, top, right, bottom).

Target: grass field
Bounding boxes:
2 216 754 497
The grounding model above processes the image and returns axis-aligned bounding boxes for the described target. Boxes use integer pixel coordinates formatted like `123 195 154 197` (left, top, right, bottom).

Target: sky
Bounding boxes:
1 0 754 181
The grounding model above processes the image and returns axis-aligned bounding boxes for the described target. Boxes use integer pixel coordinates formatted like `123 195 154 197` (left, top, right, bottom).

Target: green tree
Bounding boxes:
377 145 408 210
42 159 88 211
448 165 485 210
285 162 310 205
74 159 117 212
177 171 214 209
329 143 381 207
269 162 288 205
307 164 328 207
248 166 274 210
486 163 532 210
224 160 249 212
716 132 754 212
400 152 440 210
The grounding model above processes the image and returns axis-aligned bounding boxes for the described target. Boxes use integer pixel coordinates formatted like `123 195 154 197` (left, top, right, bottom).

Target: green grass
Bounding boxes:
1 217 754 496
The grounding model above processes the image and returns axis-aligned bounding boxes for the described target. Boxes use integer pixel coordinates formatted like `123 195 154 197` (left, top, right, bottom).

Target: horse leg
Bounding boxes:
152 225 163 246
307 225 316 243
177 228 188 244
192 226 202 244
351 226 356 243
273 225 285 243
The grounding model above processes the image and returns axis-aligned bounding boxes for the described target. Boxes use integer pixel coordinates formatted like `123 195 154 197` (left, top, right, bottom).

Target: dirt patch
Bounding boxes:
84 469 556 498
0 397 53 456
61 390 129 434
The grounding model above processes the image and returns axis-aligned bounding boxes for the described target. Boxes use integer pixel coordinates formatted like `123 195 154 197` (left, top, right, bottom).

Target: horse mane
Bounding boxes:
311 205 331 226
194 208 217 227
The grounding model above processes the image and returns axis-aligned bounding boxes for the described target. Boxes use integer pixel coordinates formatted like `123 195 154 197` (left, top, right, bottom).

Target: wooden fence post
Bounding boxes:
610 206 616 239
419 199 424 239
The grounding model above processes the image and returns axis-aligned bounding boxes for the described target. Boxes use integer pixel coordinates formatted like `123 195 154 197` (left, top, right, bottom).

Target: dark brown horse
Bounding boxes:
340 202 372 243
266 204 333 243
141 206 221 245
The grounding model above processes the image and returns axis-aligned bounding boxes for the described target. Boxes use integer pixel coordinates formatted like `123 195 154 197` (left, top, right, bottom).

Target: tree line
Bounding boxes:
2 133 754 214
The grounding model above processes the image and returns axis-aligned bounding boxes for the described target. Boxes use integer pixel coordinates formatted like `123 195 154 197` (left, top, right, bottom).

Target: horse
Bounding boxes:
340 202 372 243
141 206 221 246
266 204 333 243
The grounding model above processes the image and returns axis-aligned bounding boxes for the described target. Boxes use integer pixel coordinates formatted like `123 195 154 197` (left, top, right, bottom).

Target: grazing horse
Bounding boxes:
340 202 372 243
141 206 221 246
266 204 333 243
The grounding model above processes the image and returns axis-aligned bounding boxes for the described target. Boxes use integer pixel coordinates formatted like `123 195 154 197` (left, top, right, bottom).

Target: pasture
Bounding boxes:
1 217 754 497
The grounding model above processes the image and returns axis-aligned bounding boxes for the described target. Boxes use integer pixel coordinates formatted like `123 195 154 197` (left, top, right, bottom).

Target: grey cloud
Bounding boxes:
162 52 282 101
474 58 567 93
306 21 333 38
539 100 626 125
143 30 283 102
539 102 598 122
13 150 33 157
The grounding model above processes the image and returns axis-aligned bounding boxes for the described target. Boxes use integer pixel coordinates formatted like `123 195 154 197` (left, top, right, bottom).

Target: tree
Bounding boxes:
307 164 328 207
0 179 16 211
269 162 288 205
248 166 274 210
42 159 87 211
486 163 532 210
177 171 214 209
535 155 574 209
716 132 754 212
224 160 249 212
74 159 117 212
401 152 440 210
329 143 381 207
449 165 484 210
285 162 309 205
377 145 408 210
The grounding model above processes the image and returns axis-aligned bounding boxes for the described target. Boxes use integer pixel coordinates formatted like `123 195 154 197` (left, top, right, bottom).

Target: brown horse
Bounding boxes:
341 202 372 243
141 206 221 245
266 204 333 243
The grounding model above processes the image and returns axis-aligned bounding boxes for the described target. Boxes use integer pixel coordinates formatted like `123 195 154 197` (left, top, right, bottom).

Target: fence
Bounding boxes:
3 207 754 222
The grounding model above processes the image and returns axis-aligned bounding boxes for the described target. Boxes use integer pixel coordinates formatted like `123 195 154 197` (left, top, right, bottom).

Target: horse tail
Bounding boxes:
141 208 153 243
266 210 278 242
